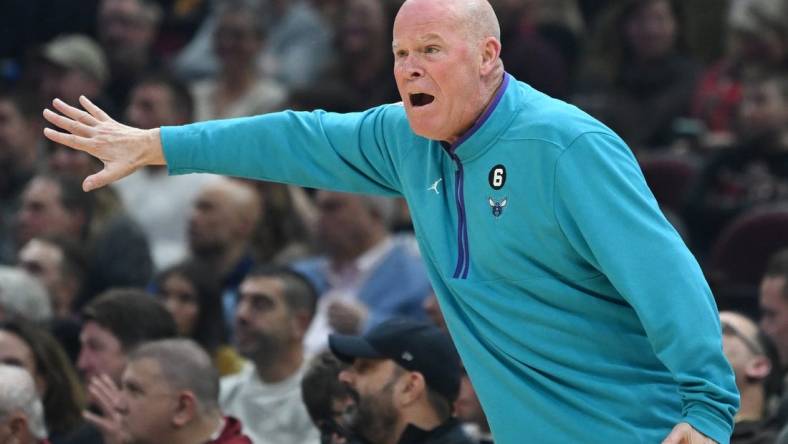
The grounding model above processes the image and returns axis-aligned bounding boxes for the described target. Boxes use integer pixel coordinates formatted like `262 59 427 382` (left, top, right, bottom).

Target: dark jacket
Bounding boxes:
732 419 777 444
397 419 475 444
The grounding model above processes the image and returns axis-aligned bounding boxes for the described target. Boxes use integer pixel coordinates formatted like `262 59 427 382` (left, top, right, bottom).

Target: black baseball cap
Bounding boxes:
328 318 461 403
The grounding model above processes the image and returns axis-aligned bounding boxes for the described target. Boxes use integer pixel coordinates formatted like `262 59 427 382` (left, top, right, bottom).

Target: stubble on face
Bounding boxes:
237 327 290 369
347 369 402 443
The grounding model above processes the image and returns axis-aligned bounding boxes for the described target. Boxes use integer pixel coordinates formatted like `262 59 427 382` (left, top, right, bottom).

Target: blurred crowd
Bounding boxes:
0 0 787 443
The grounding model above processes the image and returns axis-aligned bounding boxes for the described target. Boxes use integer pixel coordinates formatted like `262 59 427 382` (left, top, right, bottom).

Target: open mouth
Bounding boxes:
409 93 435 107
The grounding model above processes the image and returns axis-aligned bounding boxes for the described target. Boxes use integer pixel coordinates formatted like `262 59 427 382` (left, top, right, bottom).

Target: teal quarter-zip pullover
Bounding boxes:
161 73 738 444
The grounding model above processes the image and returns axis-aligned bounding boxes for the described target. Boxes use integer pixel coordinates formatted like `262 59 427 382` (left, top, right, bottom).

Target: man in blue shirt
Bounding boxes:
42 0 738 442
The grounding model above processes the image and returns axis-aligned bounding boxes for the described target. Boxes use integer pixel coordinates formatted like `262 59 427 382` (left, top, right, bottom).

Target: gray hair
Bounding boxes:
0 365 48 439
128 339 220 413
0 266 52 322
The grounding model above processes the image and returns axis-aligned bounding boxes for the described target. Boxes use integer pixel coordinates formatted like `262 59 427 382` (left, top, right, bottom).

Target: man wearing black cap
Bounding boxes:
329 318 474 444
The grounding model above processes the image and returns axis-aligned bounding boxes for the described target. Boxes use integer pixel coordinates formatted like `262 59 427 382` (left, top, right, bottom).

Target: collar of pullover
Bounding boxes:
441 72 523 162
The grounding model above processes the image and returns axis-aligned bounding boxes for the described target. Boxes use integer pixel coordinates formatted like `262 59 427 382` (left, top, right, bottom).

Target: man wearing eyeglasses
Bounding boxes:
720 311 779 444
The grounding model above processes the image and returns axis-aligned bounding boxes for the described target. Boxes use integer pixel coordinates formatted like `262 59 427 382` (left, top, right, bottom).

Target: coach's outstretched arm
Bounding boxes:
43 96 165 192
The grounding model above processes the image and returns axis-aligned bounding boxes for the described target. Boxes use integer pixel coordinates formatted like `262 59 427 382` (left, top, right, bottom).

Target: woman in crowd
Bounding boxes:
190 0 286 120
573 0 700 150
0 318 87 444
153 260 244 376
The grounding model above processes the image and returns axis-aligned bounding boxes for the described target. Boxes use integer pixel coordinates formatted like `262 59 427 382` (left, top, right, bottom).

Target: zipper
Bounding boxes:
450 152 470 279
442 73 510 279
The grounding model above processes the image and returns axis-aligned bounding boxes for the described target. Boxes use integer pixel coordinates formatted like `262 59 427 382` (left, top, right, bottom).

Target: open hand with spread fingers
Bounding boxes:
42 96 166 192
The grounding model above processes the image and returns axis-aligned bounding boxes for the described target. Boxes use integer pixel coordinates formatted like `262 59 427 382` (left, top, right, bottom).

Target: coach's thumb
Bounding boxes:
83 170 110 192
661 423 688 444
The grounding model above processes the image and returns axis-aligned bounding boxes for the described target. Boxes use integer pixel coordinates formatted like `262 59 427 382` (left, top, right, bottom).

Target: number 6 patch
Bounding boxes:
488 164 506 190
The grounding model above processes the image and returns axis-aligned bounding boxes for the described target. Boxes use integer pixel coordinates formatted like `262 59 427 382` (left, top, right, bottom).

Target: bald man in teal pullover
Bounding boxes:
43 1 738 443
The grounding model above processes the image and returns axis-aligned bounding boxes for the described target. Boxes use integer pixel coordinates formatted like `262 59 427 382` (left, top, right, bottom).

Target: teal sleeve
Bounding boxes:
160 106 405 195
552 132 739 444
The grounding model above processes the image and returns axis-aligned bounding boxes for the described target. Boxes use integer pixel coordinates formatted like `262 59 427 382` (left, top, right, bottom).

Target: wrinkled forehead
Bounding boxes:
393 1 464 43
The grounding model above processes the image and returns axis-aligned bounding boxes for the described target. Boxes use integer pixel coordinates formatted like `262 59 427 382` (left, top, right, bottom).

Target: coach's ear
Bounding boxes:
479 36 502 76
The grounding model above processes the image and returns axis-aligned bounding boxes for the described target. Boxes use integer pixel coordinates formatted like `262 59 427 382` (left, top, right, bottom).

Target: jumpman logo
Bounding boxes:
427 178 442 194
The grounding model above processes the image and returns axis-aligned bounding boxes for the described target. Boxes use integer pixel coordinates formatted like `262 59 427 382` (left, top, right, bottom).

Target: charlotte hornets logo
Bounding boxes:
488 196 507 217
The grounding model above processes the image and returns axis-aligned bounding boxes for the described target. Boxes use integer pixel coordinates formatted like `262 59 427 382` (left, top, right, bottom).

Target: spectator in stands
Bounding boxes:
683 68 788 254
188 178 261 329
294 191 431 354
45 139 124 236
760 250 788 369
330 318 474 444
720 311 780 444
153 260 244 376
191 0 286 121
77 288 177 385
38 35 110 113
15 175 91 249
17 235 85 364
116 73 219 270
0 89 42 264
300 351 361 444
97 0 163 108
86 339 253 444
573 0 700 150
18 236 86 320
423 292 492 443
220 267 319 444
692 0 787 143
529 0 585 78
74 289 177 444
455 371 493 444
423 293 447 332
15 174 152 302
489 0 571 99
758 249 788 439
0 364 49 444
243 180 316 265
320 0 399 110
0 266 51 323
154 0 211 59
0 318 89 444
174 0 332 90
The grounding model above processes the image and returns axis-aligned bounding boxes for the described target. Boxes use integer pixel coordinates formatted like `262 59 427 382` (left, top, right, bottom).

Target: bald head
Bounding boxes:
205 178 260 226
189 178 261 255
398 0 500 43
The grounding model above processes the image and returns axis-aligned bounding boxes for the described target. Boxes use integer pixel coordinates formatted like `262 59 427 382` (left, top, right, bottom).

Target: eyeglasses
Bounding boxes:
721 321 764 356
